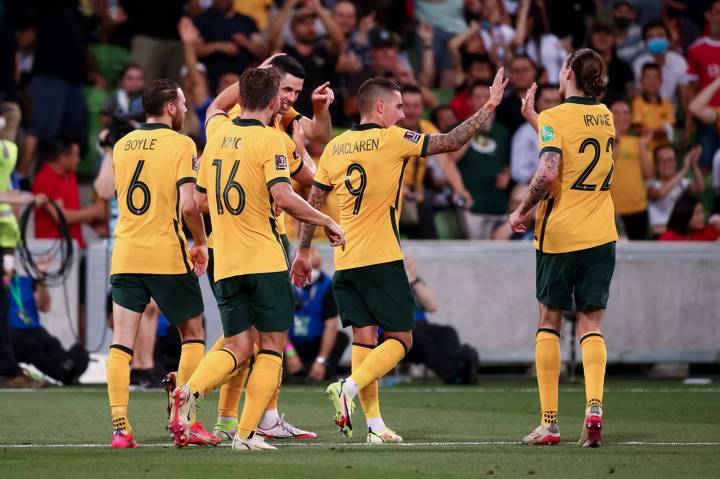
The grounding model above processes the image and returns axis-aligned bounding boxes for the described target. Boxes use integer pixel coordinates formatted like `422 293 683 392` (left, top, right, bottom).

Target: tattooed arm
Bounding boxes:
292 185 331 286
426 67 509 155
508 150 561 233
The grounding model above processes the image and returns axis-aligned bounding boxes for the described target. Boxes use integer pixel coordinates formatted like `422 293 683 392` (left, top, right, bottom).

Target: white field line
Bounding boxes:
2 387 719 394
2 441 719 449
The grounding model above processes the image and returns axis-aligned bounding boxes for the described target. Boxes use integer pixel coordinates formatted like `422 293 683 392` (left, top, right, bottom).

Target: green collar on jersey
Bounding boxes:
232 118 265 127
351 123 382 131
564 96 600 105
139 123 171 130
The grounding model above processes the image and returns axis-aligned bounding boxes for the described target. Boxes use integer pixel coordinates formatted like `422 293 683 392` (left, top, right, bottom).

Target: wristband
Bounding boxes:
483 101 496 112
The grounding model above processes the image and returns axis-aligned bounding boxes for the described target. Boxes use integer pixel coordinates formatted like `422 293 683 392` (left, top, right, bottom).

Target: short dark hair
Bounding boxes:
429 105 456 131
566 48 606 98
462 53 494 74
612 1 634 11
239 68 281 111
642 21 667 40
653 143 675 163
270 55 306 80
468 80 491 94
142 79 180 116
640 62 662 76
119 62 144 80
356 77 401 114
38 138 77 163
400 84 422 96
666 191 701 236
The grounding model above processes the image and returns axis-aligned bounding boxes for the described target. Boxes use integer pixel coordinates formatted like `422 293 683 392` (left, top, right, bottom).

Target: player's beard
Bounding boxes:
171 110 184 131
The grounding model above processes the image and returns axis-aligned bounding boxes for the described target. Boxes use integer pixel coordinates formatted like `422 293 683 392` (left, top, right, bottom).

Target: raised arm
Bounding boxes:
508 149 561 233
204 81 239 125
521 82 538 132
301 82 335 143
178 17 210 108
264 0 299 52
308 0 345 55
688 76 720 126
426 67 508 155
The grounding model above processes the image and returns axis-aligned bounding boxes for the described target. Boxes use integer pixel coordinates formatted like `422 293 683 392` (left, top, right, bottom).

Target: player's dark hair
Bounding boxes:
270 55 306 80
239 67 281 111
666 191 701 236
566 48 606 98
400 84 422 96
356 77 401 114
642 21 668 40
142 79 180 116
640 62 662 76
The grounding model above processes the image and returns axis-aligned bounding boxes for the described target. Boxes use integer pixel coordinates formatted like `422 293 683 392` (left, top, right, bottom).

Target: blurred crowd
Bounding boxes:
1 0 719 242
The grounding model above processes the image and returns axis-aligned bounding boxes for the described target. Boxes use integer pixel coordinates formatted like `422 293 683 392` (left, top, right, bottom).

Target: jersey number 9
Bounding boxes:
344 163 367 215
127 161 151 215
212 159 245 215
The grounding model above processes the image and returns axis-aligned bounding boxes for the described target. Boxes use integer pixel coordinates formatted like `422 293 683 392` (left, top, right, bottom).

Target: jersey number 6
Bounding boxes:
344 163 367 215
212 159 245 215
127 160 151 215
571 137 614 192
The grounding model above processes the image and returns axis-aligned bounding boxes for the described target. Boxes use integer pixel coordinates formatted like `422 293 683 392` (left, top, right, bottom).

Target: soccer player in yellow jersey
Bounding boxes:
290 71 509 442
168 68 344 451
199 55 328 441
509 49 618 448
108 79 215 448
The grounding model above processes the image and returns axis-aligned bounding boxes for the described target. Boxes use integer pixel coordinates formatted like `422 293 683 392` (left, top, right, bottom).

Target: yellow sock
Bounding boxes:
266 374 282 412
187 348 238 396
209 336 224 353
107 344 133 432
178 340 205 385
349 338 406 391
581 331 606 409
535 329 560 425
238 351 283 439
217 359 251 418
352 342 381 419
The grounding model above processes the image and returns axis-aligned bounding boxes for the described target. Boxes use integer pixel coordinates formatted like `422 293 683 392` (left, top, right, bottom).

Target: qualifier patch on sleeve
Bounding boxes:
275 154 288 170
192 154 199 171
541 125 555 142
403 130 421 144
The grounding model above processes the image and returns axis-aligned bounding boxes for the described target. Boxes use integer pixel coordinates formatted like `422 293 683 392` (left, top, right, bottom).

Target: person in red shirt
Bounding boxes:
32 139 105 249
686 0 720 168
659 191 720 241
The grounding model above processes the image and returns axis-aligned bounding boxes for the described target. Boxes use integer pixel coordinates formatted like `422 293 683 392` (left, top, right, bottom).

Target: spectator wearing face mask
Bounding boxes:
632 21 690 106
612 1 645 64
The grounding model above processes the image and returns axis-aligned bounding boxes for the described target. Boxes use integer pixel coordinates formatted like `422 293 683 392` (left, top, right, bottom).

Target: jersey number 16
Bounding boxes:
212 159 246 215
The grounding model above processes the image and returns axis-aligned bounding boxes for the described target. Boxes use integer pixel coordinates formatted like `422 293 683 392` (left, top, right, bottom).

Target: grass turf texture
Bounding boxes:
2 379 719 478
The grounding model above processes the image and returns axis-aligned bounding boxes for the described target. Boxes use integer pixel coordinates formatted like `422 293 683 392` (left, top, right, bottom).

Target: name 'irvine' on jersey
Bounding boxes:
313 124 429 270
197 118 292 281
111 124 198 275
535 97 619 254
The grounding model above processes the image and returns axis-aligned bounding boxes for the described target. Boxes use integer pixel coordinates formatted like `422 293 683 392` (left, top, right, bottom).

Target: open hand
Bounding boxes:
189 244 208 277
521 82 537 122
487 67 509 109
291 252 312 287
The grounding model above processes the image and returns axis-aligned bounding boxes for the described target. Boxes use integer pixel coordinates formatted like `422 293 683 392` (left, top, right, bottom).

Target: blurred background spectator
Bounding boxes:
286 247 348 382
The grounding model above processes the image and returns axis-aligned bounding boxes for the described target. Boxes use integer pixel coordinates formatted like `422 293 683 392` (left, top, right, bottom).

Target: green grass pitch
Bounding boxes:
2 378 719 478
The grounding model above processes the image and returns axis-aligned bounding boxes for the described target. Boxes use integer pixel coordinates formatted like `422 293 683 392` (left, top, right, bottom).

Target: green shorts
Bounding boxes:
536 241 616 311
110 273 204 325
332 260 415 332
212 270 294 336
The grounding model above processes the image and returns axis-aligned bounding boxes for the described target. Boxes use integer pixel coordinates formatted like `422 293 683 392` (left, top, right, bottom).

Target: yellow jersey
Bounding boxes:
197 118 291 280
631 95 675 131
111 123 197 274
402 119 439 202
314 124 429 270
535 97 618 253
218 106 304 235
609 135 648 215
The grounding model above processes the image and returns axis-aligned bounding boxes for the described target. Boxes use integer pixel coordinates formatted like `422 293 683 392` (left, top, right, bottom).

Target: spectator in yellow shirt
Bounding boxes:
631 63 675 151
609 99 653 239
